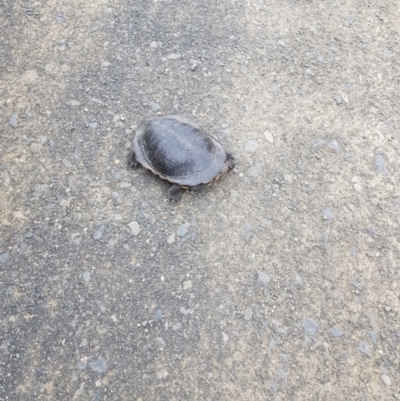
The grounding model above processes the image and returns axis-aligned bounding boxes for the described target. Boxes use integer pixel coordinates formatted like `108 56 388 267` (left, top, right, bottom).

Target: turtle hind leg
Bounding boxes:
168 184 183 202
127 149 138 168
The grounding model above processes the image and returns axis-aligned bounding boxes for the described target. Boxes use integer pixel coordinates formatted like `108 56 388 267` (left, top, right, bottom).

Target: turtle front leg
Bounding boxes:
127 149 138 168
168 184 183 202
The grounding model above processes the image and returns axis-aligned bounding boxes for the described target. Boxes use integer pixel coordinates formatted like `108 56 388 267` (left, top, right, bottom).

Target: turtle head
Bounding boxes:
223 152 236 173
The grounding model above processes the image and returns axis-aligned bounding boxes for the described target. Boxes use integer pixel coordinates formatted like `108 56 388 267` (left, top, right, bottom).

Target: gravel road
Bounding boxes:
1 0 399 400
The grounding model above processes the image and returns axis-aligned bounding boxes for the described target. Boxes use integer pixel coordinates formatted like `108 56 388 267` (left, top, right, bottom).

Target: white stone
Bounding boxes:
264 130 274 143
128 221 140 236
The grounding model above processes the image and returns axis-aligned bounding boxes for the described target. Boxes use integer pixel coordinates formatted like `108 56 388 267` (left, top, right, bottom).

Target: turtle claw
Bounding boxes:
168 185 182 202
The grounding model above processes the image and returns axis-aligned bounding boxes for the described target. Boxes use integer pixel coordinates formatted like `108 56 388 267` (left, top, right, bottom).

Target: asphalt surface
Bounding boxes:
1 1 399 400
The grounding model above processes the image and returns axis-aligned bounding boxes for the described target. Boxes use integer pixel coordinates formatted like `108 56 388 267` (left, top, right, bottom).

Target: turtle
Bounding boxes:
128 115 235 200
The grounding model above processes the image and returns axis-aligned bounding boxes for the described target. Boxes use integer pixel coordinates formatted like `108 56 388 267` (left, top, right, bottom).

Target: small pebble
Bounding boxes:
153 309 163 321
243 222 251 236
55 14 65 23
93 225 106 240
357 341 372 358
2 171 10 186
172 322 182 331
334 95 342 105
9 112 18 128
327 140 340 152
381 374 391 386
384 306 391 312
76 361 87 370
177 225 188 237
166 53 181 60
150 101 161 112
14 211 24 219
246 163 263 177
245 140 259 152
114 171 125 181
120 182 132 188
180 307 192 315
351 281 363 291
375 154 388 174
190 61 199 71
167 233 175 244
283 174 293 183
67 100 80 107
298 84 308 95
111 192 123 204
263 130 274 143
382 49 394 59
0 341 10 351
62 158 73 168
244 308 253 321
323 208 334 220
330 328 344 337
313 139 326 148
269 83 278 92
89 357 107 374
92 389 103 401
183 280 192 290
257 271 271 286
305 67 315 76
82 272 91 282
340 92 349 103
0 252 9 265
370 331 378 344
156 337 166 347
304 318 319 336
128 221 140 236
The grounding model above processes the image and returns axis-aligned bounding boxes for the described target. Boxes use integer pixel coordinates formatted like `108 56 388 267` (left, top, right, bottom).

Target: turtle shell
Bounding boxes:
133 116 230 187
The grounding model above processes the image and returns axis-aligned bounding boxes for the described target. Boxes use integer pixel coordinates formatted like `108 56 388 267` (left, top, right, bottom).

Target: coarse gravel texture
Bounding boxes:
1 0 400 400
